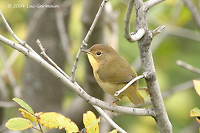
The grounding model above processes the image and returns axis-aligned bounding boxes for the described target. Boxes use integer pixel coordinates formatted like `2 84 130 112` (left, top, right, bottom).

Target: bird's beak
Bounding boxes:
81 49 91 54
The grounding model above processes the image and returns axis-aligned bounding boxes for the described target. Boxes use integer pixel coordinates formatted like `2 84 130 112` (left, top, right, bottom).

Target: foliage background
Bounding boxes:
0 0 200 132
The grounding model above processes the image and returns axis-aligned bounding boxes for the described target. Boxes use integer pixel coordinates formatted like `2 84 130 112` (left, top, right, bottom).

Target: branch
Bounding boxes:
124 0 145 42
145 0 165 10
71 0 108 82
152 25 166 37
114 74 146 97
177 60 200 75
94 106 127 133
36 39 70 79
182 0 200 30
129 0 172 132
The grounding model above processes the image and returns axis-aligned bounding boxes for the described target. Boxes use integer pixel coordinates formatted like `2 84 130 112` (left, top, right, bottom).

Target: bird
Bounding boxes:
82 44 144 105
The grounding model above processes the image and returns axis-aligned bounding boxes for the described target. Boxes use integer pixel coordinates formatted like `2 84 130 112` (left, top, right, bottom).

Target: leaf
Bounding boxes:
193 80 200 96
83 111 100 133
38 112 78 132
190 107 200 117
108 129 118 133
190 107 200 124
6 117 32 131
13 98 34 114
19 108 38 126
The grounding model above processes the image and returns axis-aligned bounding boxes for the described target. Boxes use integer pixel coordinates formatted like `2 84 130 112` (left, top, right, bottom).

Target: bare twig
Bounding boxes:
114 74 146 97
124 0 145 42
177 60 200 75
152 25 166 36
94 105 127 133
71 0 109 82
36 39 70 79
145 0 165 10
182 0 200 30
0 10 32 51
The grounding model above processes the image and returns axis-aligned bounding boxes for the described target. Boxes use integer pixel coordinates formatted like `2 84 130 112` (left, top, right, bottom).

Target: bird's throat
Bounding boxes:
87 54 100 71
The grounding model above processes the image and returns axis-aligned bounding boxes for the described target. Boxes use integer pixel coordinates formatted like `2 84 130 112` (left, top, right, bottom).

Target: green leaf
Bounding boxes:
13 98 34 114
190 107 200 123
193 80 200 96
190 107 200 117
83 111 100 133
6 117 32 131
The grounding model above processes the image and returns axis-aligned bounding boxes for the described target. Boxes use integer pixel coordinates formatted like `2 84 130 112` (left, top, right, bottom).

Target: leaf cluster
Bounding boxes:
6 98 117 133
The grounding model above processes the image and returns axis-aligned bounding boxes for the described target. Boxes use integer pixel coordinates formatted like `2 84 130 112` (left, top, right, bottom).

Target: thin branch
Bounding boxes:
36 39 70 79
152 25 166 37
114 74 146 97
0 10 32 51
182 0 200 30
145 0 165 10
93 105 127 133
124 0 145 42
71 0 109 82
0 35 155 116
177 60 200 75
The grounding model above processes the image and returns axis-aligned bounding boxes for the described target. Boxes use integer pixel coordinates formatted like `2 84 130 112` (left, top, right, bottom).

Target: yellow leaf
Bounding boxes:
38 112 78 132
13 98 34 114
193 80 200 96
6 117 32 131
83 111 100 133
108 129 118 133
19 108 38 126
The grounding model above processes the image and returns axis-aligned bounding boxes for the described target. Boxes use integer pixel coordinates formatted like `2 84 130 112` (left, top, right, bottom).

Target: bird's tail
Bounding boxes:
126 86 144 105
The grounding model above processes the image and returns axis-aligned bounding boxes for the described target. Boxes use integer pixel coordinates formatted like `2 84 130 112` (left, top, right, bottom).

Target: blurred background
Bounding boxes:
0 0 200 132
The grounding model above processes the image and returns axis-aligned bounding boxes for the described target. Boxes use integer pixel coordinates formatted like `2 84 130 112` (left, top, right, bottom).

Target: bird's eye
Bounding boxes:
96 51 102 56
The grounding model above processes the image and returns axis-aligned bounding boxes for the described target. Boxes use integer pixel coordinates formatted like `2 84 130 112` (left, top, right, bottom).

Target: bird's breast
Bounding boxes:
94 72 125 98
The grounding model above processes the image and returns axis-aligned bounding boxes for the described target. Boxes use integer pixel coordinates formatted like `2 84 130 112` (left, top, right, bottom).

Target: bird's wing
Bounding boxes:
98 57 137 84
